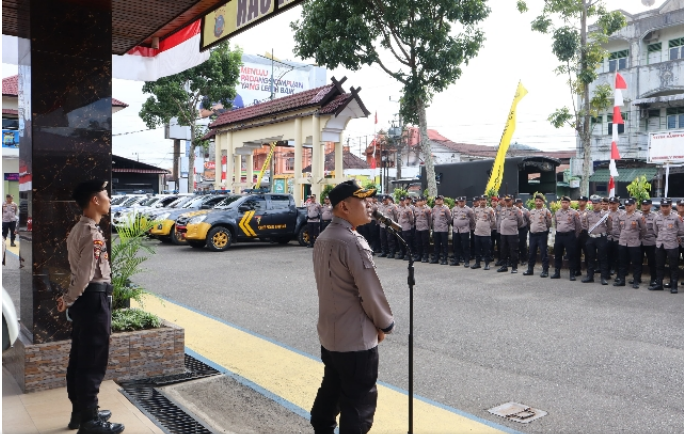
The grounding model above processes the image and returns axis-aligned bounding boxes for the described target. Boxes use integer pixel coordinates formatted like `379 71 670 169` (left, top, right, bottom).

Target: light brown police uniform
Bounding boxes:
415 206 431 231
64 216 111 306
321 204 334 221
529 208 552 234
313 216 394 351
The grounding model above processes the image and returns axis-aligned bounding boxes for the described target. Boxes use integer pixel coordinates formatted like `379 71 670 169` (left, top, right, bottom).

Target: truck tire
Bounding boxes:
297 226 309 247
170 225 185 245
188 241 205 249
207 226 233 252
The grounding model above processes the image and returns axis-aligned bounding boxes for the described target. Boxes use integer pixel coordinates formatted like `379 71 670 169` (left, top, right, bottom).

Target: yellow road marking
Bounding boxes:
135 296 511 434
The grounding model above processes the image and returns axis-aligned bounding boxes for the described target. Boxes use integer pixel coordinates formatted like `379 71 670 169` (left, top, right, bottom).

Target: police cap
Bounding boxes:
641 198 652 205
436 194 445 200
661 198 673 206
601 197 610 203
677 199 684 207
624 198 636 206
400 196 406 201
72 179 108 208
328 180 376 207
578 196 589 201
514 198 523 204
560 195 571 202
609 196 619 204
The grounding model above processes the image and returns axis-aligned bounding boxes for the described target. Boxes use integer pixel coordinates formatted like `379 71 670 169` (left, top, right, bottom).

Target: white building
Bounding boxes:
581 0 684 196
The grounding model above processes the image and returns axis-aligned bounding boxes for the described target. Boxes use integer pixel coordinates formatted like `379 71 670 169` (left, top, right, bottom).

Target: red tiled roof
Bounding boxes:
319 93 353 114
303 149 368 172
2 75 18 96
2 108 18 116
210 84 336 128
112 98 129 108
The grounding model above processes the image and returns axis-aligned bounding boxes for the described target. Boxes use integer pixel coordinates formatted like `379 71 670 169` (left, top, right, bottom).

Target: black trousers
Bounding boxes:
311 346 379 434
656 245 680 286
554 232 576 271
518 226 528 262
500 234 519 267
607 239 619 272
66 291 111 412
415 230 430 257
369 221 380 252
433 231 448 259
452 231 470 262
642 245 656 282
379 227 396 254
574 230 588 272
2 221 17 242
491 231 499 260
474 235 492 264
585 235 609 279
618 245 642 283
308 221 321 245
528 232 549 270
321 220 332 233
400 229 414 257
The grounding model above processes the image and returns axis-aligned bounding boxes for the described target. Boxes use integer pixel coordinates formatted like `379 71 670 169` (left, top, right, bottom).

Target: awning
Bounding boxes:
633 93 684 106
589 167 658 183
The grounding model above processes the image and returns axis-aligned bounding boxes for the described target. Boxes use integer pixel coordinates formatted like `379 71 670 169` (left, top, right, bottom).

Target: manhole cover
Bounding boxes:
488 402 547 424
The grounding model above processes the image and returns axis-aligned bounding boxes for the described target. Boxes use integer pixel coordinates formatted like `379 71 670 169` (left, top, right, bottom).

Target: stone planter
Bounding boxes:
3 320 185 394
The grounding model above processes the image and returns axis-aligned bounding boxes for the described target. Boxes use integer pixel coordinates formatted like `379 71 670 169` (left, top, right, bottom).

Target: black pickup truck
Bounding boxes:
179 193 311 252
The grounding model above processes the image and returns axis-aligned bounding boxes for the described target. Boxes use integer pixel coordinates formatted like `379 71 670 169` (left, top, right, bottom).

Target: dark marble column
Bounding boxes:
19 0 112 344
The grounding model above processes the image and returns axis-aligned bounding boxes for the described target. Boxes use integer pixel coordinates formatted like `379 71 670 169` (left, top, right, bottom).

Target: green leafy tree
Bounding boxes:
321 184 335 202
291 0 491 197
393 187 409 204
517 0 625 196
626 175 651 209
139 42 242 191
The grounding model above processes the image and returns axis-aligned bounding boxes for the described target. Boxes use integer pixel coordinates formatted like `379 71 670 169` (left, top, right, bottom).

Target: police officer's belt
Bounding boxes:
84 282 113 295
556 232 574 236
588 233 607 238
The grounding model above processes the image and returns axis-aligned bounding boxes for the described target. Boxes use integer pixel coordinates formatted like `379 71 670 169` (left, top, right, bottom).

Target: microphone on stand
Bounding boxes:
372 209 402 232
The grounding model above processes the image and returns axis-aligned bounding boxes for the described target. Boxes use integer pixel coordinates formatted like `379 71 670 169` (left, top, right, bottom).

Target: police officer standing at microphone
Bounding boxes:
310 180 394 434
56 180 124 434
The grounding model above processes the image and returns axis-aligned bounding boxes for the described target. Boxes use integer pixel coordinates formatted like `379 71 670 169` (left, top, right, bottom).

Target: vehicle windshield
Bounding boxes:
111 196 128 205
214 195 242 209
140 197 159 206
170 196 195 208
153 197 176 208
122 196 144 206
181 197 211 208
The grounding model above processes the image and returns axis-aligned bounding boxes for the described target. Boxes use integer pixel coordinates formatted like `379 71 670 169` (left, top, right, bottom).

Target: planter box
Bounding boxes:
3 320 185 394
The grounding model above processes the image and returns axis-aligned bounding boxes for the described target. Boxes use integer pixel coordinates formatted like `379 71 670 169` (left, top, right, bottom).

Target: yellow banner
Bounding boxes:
202 0 276 49
485 81 528 195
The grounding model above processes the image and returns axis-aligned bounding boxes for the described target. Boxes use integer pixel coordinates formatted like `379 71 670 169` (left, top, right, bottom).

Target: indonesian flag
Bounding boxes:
369 138 377 169
2 21 209 82
221 155 227 189
609 72 626 196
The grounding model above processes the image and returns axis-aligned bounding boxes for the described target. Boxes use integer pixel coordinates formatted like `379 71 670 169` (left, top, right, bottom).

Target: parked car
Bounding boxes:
148 195 228 244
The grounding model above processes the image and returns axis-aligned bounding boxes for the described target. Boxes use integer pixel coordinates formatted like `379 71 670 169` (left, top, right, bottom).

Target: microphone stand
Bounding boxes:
386 226 415 434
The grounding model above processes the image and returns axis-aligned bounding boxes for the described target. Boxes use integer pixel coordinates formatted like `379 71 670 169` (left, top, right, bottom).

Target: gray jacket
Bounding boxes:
313 217 395 352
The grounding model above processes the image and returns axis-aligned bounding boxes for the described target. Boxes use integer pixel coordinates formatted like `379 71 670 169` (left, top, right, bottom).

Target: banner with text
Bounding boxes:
648 130 684 164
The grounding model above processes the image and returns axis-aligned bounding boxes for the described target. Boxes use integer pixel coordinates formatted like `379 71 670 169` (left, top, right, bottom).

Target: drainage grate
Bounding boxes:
488 402 547 424
118 354 221 434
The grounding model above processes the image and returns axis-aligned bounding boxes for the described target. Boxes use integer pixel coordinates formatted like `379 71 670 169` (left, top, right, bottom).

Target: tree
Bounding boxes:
626 175 651 209
139 42 242 191
291 0 490 197
517 0 625 196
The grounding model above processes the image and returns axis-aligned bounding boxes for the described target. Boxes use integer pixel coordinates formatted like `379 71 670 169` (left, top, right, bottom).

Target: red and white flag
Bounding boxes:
609 72 626 196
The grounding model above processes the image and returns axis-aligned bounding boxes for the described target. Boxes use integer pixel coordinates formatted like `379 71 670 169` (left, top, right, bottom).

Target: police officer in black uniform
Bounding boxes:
57 180 124 434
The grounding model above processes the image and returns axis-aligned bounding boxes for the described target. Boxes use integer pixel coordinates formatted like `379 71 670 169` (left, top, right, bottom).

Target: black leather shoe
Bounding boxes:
395 254 404 260
10 242 16 247
664 282 671 288
581 277 594 283
496 266 508 273
470 263 481 269
69 410 112 430
550 270 561 279
387 254 395 259
601 279 608 285
421 256 429 263
379 252 387 257
648 283 663 291
77 420 125 434
613 280 625 287
569 272 576 282
511 268 518 274
523 269 533 276
484 263 491 270
463 261 470 268
629 279 641 285
632 282 640 289
671 287 678 294
540 269 549 278
440 259 448 265
450 261 459 266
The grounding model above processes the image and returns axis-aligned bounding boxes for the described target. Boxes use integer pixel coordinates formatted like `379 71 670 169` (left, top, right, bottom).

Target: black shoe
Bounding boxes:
10 242 16 247
511 268 518 274
671 287 678 294
664 282 671 288
649 280 656 287
540 269 549 278
430 258 438 264
613 280 625 287
387 254 395 259
404 255 410 261
470 263 481 269
77 420 125 434
523 269 533 276
421 256 429 263
601 279 608 286
581 277 594 283
395 254 404 260
610 269 615 276
569 272 576 282
496 266 508 273
495 260 503 266
450 261 459 266
463 261 470 268
632 282 640 289
629 279 641 285
648 283 663 291
379 252 387 257
520 261 527 266
575 270 582 277
440 259 448 265
484 263 490 270
69 410 112 430
550 270 561 279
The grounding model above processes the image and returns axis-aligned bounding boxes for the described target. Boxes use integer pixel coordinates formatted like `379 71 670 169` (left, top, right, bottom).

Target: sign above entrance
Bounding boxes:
200 0 305 51
648 130 684 164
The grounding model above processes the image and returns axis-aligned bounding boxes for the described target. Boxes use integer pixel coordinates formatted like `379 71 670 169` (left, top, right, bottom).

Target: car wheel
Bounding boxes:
297 226 310 247
188 241 205 249
207 227 232 252
170 225 185 245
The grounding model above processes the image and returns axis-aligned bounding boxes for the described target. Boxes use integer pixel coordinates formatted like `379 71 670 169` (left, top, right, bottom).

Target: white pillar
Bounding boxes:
335 132 344 184
234 148 242 194
214 134 222 190
294 118 303 205
311 114 321 198
224 132 233 192
246 153 254 190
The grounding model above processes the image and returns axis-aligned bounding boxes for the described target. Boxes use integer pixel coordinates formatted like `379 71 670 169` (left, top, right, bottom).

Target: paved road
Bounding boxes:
134 240 684 434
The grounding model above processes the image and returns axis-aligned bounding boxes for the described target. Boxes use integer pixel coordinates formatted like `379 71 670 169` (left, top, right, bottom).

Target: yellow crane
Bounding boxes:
253 142 277 189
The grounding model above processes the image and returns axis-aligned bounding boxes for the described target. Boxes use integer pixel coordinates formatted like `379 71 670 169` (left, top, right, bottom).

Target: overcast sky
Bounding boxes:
2 0 660 169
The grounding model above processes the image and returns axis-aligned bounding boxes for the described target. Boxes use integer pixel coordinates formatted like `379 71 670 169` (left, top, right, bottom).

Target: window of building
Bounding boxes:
669 38 684 60
285 157 295 171
647 42 662 64
666 107 684 129
608 50 629 72
607 113 627 135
